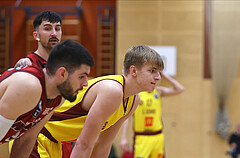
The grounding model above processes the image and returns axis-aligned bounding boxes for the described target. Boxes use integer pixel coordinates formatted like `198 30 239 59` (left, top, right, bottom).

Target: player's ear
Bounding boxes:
56 67 68 82
130 65 137 77
33 31 40 41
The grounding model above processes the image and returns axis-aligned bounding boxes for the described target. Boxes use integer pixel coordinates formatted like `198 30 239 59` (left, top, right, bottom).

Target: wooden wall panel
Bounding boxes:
115 1 233 158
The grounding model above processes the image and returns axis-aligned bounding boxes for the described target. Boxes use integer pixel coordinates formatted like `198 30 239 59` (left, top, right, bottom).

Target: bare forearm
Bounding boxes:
165 75 184 90
121 119 129 140
70 141 93 158
10 111 54 158
10 137 35 158
91 142 111 158
91 117 130 157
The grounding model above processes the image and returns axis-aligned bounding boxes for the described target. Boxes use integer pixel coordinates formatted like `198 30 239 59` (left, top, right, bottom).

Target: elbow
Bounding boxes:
74 139 93 152
177 84 185 94
74 141 88 150
180 86 185 93
174 87 184 95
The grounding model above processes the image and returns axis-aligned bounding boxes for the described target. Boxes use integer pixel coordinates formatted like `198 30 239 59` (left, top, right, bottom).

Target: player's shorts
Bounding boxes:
133 133 165 158
9 133 72 158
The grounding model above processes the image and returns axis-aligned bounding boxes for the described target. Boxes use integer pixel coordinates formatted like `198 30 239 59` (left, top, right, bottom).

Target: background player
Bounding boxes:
15 10 62 68
120 71 184 158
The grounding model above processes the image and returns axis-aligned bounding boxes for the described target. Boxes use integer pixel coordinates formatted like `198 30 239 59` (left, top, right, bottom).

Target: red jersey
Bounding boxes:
27 52 47 68
0 65 62 144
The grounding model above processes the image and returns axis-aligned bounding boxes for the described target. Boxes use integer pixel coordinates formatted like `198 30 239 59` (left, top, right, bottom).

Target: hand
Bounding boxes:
160 71 168 78
14 58 32 68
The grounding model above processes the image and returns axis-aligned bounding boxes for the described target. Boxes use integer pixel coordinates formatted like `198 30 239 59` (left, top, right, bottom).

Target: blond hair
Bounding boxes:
123 45 164 74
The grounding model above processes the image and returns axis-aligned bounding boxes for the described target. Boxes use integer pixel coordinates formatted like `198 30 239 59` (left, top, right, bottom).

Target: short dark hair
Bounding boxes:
46 40 94 75
33 10 62 30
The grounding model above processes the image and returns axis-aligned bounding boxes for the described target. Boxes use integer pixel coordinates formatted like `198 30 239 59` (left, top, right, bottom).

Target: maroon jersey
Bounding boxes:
27 52 47 68
0 65 62 144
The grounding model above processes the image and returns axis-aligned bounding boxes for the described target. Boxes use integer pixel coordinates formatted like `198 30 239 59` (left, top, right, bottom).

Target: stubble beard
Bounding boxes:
57 79 76 102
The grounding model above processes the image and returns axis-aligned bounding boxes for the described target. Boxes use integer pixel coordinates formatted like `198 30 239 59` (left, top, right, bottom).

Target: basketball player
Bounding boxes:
11 10 76 157
15 10 62 68
26 45 164 158
120 71 184 158
0 40 94 158
12 10 81 157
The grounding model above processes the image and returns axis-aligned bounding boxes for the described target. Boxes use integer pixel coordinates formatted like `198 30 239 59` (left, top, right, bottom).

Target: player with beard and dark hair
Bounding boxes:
15 10 62 68
0 40 94 158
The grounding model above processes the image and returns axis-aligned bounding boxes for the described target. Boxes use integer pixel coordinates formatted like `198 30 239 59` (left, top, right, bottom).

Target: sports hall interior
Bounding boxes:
1 0 240 158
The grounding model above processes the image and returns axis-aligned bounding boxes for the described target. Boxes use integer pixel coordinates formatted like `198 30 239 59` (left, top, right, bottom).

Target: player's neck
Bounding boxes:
35 47 50 61
43 68 59 99
122 74 142 98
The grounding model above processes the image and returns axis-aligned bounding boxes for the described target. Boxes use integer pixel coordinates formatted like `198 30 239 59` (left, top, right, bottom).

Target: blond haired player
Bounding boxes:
25 45 164 158
121 72 184 158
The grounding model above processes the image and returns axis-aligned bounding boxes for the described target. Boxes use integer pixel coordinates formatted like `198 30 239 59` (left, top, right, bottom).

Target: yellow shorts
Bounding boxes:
133 133 165 158
33 133 63 158
9 133 65 158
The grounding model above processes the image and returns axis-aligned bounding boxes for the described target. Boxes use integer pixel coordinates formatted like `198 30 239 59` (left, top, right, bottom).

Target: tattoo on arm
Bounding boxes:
14 59 30 68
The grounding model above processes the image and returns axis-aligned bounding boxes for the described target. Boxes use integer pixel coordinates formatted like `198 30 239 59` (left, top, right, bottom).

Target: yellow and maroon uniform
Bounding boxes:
31 75 136 158
133 89 165 158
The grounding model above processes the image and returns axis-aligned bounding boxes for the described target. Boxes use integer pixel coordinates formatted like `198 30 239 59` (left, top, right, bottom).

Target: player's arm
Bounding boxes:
156 71 184 96
0 72 42 137
91 94 140 158
70 81 124 158
120 118 130 152
10 97 64 157
10 109 55 158
14 58 32 68
0 72 43 157
0 72 41 120
10 96 64 157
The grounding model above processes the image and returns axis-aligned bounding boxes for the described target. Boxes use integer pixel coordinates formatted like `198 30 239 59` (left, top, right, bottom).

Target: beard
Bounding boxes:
40 41 54 52
40 37 60 51
57 79 77 102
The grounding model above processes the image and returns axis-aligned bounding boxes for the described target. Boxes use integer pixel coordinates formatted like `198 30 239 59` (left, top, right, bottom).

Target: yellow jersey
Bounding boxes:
133 89 162 134
43 75 136 143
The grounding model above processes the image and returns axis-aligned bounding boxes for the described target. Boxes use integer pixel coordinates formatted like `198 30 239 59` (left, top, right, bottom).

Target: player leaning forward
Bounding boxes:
0 39 94 158
28 45 165 158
